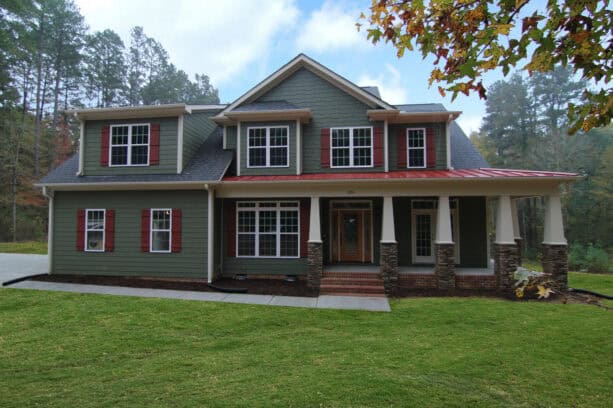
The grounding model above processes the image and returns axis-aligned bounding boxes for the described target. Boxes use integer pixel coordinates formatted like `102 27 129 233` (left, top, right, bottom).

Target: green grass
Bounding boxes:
0 241 47 254
1 286 612 407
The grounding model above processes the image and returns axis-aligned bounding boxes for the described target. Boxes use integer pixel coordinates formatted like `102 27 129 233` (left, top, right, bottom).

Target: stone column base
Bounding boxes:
494 243 519 294
435 243 456 290
307 242 323 289
542 244 568 290
515 238 523 266
380 242 399 295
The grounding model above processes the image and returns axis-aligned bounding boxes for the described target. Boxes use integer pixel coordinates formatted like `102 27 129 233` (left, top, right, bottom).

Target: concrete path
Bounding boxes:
0 253 48 283
7 280 391 312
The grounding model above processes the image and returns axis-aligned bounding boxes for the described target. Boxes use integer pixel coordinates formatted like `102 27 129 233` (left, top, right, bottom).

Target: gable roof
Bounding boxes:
38 127 233 188
361 86 381 99
449 121 490 169
215 54 395 122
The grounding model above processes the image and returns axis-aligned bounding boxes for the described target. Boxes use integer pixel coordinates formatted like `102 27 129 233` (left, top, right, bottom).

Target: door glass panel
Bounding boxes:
342 213 359 256
415 214 432 257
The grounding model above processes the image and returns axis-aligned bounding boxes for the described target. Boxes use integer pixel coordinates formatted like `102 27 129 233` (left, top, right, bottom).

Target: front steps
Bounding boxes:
320 272 386 296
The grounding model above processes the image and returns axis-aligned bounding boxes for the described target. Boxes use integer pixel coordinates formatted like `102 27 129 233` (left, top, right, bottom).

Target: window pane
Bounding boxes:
269 127 287 146
353 128 371 146
248 128 266 146
111 126 129 144
152 231 170 252
353 147 371 166
259 234 276 256
152 210 171 230
87 210 104 230
111 146 128 165
86 231 104 251
280 234 298 257
131 145 148 165
332 148 350 167
332 129 350 147
249 147 266 167
238 211 255 233
408 129 425 147
259 211 277 233
131 125 149 144
269 147 287 166
409 149 424 167
280 210 298 233
238 234 255 256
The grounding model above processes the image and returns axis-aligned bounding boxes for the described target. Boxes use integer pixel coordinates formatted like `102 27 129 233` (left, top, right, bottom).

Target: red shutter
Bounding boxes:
141 209 150 252
426 127 436 168
105 210 115 252
373 127 384 167
76 209 85 251
397 129 407 168
150 124 160 165
171 209 182 253
100 126 110 166
226 201 236 257
300 199 310 258
320 128 330 168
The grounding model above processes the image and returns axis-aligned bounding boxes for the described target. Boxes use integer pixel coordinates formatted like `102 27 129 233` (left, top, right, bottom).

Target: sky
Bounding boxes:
74 0 529 135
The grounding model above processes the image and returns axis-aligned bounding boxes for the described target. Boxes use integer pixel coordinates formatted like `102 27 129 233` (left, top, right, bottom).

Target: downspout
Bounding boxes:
206 184 215 283
42 186 53 274
446 114 453 170
77 117 84 175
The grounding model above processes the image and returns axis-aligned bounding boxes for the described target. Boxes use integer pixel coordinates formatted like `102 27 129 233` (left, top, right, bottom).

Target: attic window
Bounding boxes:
110 124 150 166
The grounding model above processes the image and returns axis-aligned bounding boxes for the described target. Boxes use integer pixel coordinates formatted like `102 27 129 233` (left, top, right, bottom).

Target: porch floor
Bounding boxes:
324 264 494 275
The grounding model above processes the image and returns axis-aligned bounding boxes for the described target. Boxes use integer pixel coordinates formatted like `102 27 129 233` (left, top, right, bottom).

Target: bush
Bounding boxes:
568 243 586 271
584 244 610 273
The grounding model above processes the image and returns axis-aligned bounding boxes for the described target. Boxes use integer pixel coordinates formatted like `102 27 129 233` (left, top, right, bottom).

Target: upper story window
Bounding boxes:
85 209 105 252
406 128 426 168
331 127 372 168
247 126 289 168
110 124 150 166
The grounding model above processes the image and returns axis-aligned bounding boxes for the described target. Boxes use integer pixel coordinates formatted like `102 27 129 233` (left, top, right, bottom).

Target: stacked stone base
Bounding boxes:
542 244 568 290
494 243 519 295
307 242 323 289
434 243 455 290
379 242 399 295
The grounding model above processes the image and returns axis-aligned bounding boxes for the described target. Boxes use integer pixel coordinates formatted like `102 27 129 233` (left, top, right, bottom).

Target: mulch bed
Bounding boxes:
31 274 319 297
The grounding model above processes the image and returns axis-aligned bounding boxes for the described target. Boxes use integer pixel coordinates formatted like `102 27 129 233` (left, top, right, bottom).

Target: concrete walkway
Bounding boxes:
0 253 48 283
7 280 391 312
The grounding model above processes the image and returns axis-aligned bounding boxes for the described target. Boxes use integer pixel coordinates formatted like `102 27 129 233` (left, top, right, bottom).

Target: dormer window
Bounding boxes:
407 128 426 168
330 127 372 168
110 124 150 166
247 126 289 168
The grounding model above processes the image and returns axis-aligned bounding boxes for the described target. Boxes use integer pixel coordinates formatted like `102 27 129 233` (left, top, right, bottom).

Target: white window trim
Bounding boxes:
406 127 427 169
236 201 300 259
330 126 374 168
109 123 151 167
85 208 106 253
246 126 290 168
410 200 460 264
150 208 172 253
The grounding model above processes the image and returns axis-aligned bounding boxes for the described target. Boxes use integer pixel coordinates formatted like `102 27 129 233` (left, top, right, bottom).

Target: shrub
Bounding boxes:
568 243 586 271
584 244 610 273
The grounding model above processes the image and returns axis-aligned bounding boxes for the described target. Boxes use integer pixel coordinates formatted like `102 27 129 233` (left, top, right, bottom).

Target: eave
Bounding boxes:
214 109 313 125
66 104 190 121
367 110 462 123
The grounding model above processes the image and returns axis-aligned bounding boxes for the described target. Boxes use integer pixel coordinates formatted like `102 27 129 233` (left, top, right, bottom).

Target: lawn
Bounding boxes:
1 279 612 407
0 241 47 254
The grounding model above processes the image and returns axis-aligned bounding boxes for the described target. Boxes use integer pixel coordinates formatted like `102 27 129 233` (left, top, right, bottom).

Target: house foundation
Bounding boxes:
307 242 323 289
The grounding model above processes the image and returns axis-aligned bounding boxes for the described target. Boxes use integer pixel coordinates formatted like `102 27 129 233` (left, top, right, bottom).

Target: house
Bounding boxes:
38 54 578 296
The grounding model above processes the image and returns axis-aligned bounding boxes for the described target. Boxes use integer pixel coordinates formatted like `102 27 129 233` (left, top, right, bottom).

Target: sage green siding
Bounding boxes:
239 121 296 175
388 123 447 170
84 117 178 175
52 190 208 278
225 125 237 150
182 110 219 166
254 68 385 173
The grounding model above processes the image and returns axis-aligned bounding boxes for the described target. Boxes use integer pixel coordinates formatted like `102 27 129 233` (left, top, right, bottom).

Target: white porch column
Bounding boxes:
495 195 516 244
381 195 396 242
435 195 453 244
308 196 321 243
511 198 521 240
543 194 567 244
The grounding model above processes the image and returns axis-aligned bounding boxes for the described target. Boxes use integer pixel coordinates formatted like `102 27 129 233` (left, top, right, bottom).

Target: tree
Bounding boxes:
361 0 612 133
84 30 126 107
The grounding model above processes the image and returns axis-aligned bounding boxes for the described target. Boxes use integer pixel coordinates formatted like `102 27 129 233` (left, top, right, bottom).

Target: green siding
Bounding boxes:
83 117 178 175
458 197 488 267
239 121 296 175
182 110 219 167
225 125 237 150
52 190 208 278
388 123 447 170
255 68 384 173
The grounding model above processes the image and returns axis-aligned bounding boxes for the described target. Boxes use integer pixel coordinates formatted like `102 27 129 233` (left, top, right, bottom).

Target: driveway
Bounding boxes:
0 253 48 284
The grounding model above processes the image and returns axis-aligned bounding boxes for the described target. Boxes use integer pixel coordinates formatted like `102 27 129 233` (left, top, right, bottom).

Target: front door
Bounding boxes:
330 203 372 263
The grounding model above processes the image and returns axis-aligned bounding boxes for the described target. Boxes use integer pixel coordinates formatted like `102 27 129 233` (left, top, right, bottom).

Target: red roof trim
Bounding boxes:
223 168 579 182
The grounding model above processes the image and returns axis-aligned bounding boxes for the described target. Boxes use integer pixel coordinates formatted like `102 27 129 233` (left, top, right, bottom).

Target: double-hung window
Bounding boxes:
150 209 172 253
85 209 105 252
247 126 289 167
406 128 426 168
110 124 150 166
236 202 299 258
331 127 372 167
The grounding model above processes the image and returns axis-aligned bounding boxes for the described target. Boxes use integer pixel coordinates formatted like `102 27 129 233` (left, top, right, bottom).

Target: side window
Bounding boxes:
85 209 105 252
110 124 150 166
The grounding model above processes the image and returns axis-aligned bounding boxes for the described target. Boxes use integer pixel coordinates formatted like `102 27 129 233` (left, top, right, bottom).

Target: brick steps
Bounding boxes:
320 273 386 296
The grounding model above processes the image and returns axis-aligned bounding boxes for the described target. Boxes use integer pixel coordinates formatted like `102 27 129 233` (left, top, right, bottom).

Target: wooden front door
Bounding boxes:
332 207 372 263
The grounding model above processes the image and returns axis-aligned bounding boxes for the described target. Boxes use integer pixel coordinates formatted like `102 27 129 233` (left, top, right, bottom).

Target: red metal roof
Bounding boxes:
223 168 579 182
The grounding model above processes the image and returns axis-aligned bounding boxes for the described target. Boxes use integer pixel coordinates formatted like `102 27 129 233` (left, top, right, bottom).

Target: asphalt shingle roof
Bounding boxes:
40 127 233 185
360 86 381 99
395 103 447 113
449 121 489 169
